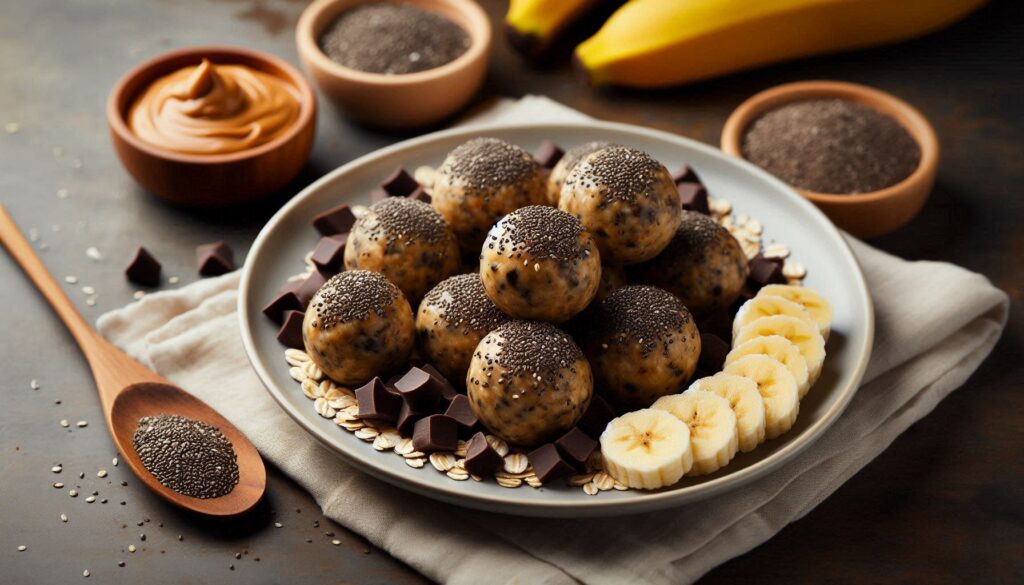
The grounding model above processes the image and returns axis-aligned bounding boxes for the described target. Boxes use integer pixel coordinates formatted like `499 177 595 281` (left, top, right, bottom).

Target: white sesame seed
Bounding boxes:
81 285 96 295
86 298 96 307
274 522 283 528
85 496 96 503
61 513 68 523
168 276 180 284
53 482 64 488
64 275 78 284
128 544 136 553
83 569 90 577
30 379 40 390
17 545 27 551
60 419 70 428
52 465 62 473
112 458 118 467
69 490 78 497
331 539 341 546
76 421 87 428
85 247 102 261
97 470 107 478
133 291 145 300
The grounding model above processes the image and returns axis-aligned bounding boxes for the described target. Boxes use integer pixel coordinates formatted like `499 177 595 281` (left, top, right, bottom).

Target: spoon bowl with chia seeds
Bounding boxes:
0 205 266 516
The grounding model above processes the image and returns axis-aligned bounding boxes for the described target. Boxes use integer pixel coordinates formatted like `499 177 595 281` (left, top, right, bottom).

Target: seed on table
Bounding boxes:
234 552 241 559
17 545 27 551
100 499 107 504
97 470 107 478
274 522 283 528
331 539 341 546
81 285 96 295
60 420 70 428
69 490 78 497
168 276 180 284
117 561 125 568
128 544 136 553
53 482 64 488
112 457 118 467
52 465 62 473
85 496 96 503
83 570 90 578
133 291 145 300
85 247 102 261
86 298 96 307
76 421 87 428
61 513 68 523
79 472 85 479
30 379 40 390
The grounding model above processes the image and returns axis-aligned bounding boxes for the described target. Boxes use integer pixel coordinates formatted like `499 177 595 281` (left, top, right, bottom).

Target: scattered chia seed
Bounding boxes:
742 98 921 194
319 3 470 75
132 414 239 499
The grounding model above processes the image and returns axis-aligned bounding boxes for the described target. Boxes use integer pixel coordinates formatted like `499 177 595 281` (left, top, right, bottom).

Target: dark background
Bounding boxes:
1 0 1021 583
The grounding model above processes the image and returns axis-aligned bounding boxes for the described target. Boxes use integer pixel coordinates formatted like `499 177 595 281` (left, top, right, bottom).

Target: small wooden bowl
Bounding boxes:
296 0 491 130
721 81 939 238
107 46 316 207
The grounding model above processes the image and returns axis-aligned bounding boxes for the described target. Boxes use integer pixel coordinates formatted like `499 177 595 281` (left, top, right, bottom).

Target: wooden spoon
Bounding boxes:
0 204 265 516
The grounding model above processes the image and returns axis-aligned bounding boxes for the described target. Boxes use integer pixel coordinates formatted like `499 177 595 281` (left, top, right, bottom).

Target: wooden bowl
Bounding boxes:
721 81 939 238
296 0 491 130
107 46 316 207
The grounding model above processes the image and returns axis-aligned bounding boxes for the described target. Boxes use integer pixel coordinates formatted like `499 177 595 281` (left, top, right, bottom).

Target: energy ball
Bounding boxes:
559 146 681 265
582 285 700 411
479 206 601 322
467 321 592 447
432 137 547 256
344 197 460 303
416 273 510 385
303 271 415 386
545 141 611 204
629 210 749 316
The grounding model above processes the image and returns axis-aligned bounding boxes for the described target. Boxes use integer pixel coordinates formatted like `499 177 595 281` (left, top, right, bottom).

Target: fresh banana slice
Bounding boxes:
600 408 693 489
688 373 766 453
758 285 833 339
723 355 799 439
652 390 739 476
734 315 826 383
725 335 811 399
733 295 817 340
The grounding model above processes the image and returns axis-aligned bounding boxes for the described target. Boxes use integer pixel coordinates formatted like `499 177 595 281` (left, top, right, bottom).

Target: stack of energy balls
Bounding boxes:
302 137 749 456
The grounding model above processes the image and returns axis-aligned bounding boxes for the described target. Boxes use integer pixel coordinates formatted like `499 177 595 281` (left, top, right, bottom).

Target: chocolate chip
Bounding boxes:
443 395 478 435
697 308 732 342
356 378 403 424
263 291 302 325
276 310 305 349
672 163 702 185
409 187 431 205
527 443 574 483
554 427 597 472
312 204 356 236
196 241 234 276
747 254 786 292
294 269 330 308
393 367 443 411
396 401 431 436
533 140 564 169
418 363 459 401
576 394 616 439
677 183 710 215
379 167 420 198
698 333 730 372
412 415 458 453
125 246 161 287
463 432 503 477
310 235 348 273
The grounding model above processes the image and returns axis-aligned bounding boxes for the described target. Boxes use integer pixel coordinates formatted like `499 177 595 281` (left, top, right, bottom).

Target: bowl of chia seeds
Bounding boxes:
721 81 939 238
297 0 491 129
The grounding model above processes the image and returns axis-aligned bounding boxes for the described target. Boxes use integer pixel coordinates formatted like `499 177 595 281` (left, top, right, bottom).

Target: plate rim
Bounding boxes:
238 120 875 517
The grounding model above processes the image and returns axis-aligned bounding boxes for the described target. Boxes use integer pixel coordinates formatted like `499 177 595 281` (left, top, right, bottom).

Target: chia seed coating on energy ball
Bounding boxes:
488 321 583 377
487 206 586 263
598 285 689 357
311 270 398 328
569 146 664 206
559 141 612 173
424 273 508 333
132 414 239 499
364 197 450 246
443 138 538 194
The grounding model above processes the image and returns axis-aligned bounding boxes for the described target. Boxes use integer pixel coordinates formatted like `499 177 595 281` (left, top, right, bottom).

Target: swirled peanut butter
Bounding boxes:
128 59 300 155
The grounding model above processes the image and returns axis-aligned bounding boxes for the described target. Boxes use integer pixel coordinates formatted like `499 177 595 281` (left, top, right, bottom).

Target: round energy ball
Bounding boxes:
479 206 601 322
582 285 700 411
303 271 415 386
629 210 749 316
467 321 592 447
416 273 510 386
431 137 547 256
558 146 681 265
545 141 611 204
344 197 460 303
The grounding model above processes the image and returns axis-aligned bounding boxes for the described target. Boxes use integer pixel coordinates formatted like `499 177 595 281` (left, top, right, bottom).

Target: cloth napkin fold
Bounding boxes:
97 97 1008 585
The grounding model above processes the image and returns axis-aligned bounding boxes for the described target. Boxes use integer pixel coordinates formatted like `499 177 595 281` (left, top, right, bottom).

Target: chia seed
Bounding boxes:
132 414 239 499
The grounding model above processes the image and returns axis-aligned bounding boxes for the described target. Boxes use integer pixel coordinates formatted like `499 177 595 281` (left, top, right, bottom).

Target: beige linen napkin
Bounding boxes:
97 97 1009 585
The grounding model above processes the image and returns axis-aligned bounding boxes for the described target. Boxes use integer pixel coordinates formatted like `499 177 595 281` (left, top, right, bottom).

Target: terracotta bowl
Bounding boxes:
296 0 491 129
721 81 939 238
107 46 317 207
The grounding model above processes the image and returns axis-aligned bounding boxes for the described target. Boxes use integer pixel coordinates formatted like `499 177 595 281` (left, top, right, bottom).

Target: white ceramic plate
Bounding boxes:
239 121 874 518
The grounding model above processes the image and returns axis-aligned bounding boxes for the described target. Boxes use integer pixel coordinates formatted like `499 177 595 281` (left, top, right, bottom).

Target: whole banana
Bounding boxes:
505 0 605 58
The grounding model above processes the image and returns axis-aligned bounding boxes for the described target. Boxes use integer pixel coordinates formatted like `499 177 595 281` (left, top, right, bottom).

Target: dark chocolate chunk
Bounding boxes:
312 204 356 236
698 333 730 373
412 415 458 452
672 163 702 185
379 167 420 198
463 432 503 477
396 401 431 436
697 308 732 342
527 443 574 484
125 246 161 287
276 310 305 349
295 269 330 308
393 367 443 410
677 183 710 215
554 427 597 472
356 378 402 424
533 140 565 169
576 394 617 439
310 235 348 273
263 291 303 325
409 187 432 205
747 254 786 292
443 395 478 435
419 363 459 401
196 241 234 276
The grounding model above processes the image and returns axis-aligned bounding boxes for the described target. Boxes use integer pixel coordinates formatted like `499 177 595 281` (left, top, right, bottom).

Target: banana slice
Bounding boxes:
688 373 766 453
758 285 833 340
600 408 693 489
734 315 826 383
652 390 739 476
733 295 817 340
725 335 811 399
723 355 799 439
